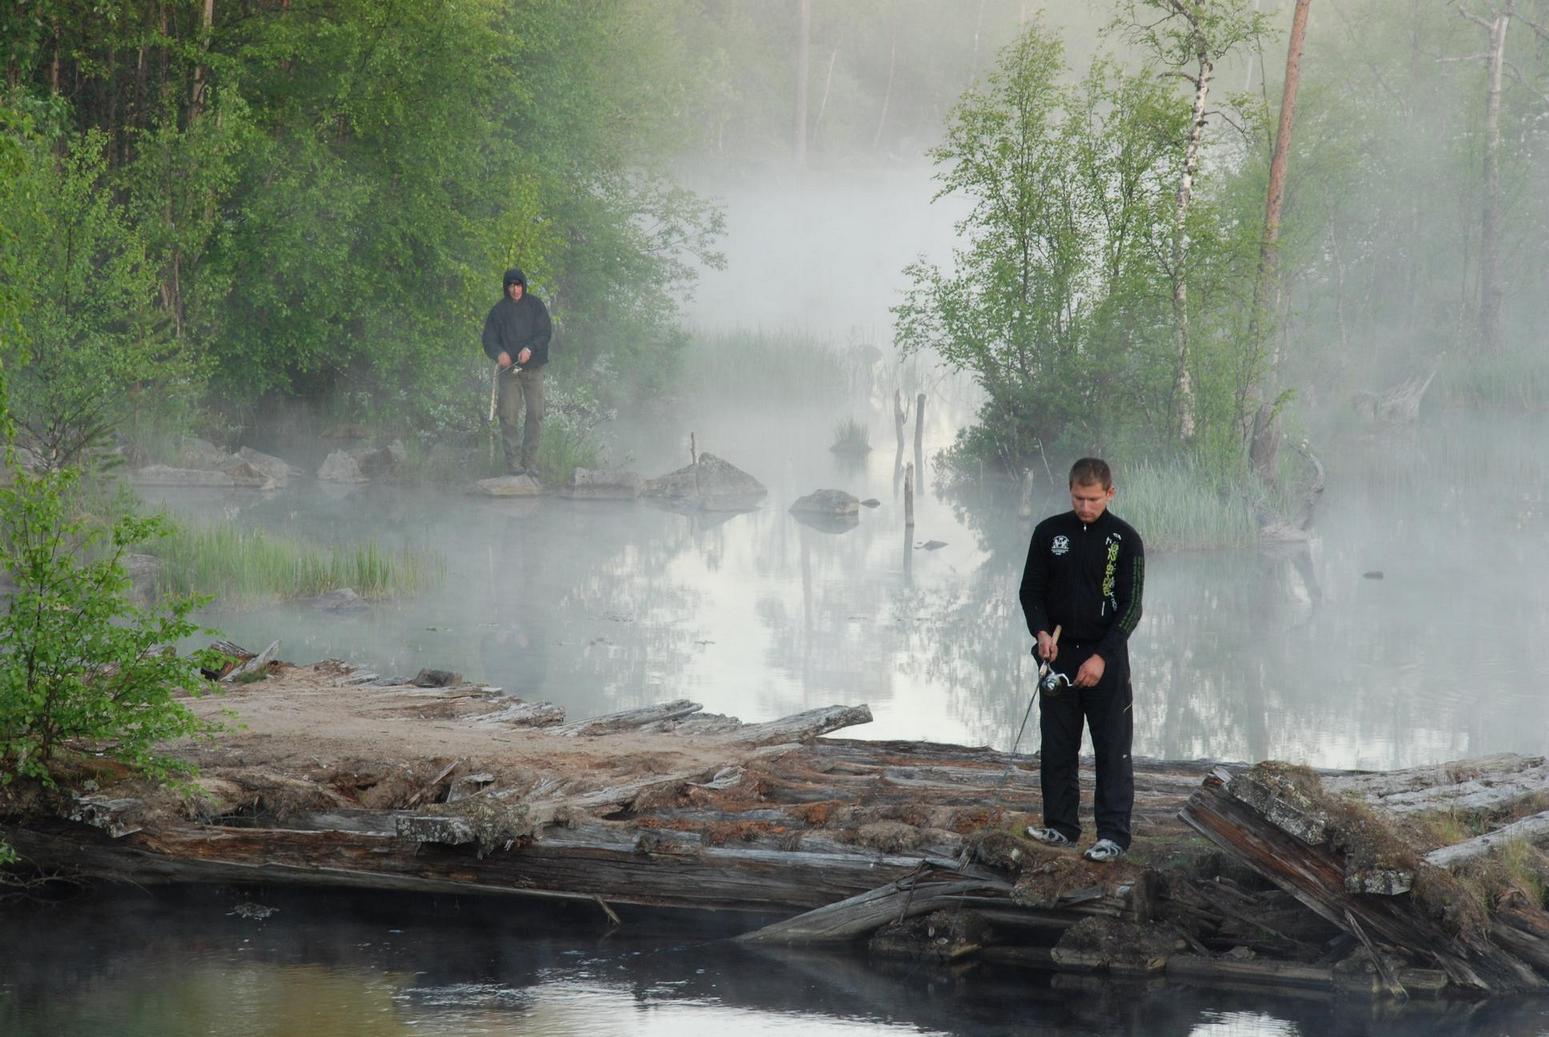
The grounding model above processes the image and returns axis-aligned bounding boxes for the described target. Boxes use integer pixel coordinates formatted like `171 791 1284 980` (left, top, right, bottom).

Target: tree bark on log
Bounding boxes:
1181 775 1548 994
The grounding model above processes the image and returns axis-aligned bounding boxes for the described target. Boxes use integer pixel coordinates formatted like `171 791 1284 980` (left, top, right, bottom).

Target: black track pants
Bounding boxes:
1037 643 1134 849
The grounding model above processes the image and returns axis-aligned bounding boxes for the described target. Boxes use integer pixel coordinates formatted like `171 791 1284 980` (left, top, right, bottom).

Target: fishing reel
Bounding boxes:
1039 666 1073 695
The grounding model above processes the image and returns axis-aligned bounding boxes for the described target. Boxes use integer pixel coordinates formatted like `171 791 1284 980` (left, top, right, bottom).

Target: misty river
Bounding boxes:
136 400 1549 774
10 170 1549 1036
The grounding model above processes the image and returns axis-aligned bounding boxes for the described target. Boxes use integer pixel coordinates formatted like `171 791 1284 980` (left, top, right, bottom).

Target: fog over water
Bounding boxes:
15 2 1549 1032
138 163 1549 774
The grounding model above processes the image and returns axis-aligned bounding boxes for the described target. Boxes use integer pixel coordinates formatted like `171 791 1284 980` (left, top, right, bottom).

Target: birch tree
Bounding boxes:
1115 0 1266 443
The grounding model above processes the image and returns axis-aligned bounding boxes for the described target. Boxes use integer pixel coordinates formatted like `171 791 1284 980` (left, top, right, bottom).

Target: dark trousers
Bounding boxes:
1038 642 1134 849
497 366 545 471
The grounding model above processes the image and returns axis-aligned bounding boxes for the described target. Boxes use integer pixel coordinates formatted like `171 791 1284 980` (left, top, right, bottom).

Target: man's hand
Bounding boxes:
517 347 532 366
1074 654 1106 688
497 351 513 369
1036 630 1058 662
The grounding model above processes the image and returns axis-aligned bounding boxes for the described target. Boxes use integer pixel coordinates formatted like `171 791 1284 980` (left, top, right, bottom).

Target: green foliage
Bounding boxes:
0 467 217 784
1110 0 1267 71
152 523 444 604
0 128 205 470
3 0 725 432
895 28 1195 466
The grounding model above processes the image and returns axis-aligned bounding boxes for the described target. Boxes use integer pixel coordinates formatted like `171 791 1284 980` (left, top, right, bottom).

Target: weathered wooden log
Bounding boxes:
1325 754 1549 814
2 817 977 917
1424 810 1549 868
221 639 279 682
734 705 874 745
736 871 1009 944
1163 954 1452 997
472 700 567 727
1181 776 1549 994
556 700 703 736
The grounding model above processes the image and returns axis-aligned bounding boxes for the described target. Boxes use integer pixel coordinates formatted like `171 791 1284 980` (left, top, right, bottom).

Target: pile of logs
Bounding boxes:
4 655 1549 1001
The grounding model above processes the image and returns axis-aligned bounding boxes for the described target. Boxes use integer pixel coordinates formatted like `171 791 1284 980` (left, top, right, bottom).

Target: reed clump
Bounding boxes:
829 417 872 455
153 523 444 603
1114 459 1258 550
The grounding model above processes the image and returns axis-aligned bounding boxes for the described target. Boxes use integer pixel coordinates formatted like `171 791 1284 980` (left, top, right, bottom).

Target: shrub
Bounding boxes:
0 465 219 784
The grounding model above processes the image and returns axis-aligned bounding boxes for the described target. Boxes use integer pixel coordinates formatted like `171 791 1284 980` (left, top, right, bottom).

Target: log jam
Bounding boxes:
4 655 1549 1001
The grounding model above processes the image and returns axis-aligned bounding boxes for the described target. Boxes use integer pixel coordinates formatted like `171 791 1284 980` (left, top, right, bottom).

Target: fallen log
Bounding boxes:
1424 810 1549 869
221 639 279 682
1181 770 1549 995
736 871 1009 944
556 700 703 736
733 705 874 745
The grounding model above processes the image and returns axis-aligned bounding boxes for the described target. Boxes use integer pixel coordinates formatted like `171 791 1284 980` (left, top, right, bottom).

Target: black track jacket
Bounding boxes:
1019 509 1145 667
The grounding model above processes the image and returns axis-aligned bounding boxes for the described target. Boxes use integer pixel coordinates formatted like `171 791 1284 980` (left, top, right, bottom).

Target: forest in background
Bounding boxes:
0 0 1545 485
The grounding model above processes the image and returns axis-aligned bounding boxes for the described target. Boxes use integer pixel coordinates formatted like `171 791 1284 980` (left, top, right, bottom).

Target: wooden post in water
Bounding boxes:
690 433 702 503
904 462 914 529
914 393 926 456
913 392 926 497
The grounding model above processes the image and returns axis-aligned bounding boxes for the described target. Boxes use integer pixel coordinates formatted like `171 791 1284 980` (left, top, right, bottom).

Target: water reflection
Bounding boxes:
3 886 1548 1037
139 409 1549 769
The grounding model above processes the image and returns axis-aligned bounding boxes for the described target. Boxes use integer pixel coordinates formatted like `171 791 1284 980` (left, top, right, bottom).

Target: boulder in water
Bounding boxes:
790 489 860 516
235 447 297 487
310 588 367 612
317 450 368 484
643 452 766 512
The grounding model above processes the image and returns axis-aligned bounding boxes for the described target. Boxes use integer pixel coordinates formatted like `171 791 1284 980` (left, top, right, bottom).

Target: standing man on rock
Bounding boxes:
482 267 552 477
1019 458 1145 863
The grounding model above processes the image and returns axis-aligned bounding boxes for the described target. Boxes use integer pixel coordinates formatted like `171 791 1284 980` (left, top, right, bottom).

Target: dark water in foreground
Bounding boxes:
4 885 1548 1037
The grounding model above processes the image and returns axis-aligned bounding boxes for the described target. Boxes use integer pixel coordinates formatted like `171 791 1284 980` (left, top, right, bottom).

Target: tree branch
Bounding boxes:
1455 4 1493 31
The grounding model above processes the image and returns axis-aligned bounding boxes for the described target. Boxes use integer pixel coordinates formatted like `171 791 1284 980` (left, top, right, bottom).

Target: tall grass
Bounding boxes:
153 524 445 603
1114 459 1258 550
829 417 872 455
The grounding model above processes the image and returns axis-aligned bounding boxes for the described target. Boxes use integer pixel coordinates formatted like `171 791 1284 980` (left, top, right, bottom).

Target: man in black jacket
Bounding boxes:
1018 458 1145 862
482 267 553 476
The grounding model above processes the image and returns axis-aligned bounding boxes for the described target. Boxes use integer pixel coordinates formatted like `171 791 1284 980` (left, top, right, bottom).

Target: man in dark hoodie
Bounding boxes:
482 267 553 476
1018 457 1145 863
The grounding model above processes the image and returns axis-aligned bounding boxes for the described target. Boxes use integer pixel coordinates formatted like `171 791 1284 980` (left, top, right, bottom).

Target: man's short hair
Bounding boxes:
1068 457 1112 489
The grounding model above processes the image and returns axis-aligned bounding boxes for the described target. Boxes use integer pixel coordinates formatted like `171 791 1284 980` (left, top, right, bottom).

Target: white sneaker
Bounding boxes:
1024 825 1074 847
1082 838 1125 862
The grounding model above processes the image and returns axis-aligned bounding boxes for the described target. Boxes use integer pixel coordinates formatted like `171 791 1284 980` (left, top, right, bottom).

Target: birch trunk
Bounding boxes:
1171 52 1213 444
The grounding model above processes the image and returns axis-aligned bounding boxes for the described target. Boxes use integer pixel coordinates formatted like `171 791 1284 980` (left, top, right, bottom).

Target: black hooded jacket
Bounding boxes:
482 268 552 369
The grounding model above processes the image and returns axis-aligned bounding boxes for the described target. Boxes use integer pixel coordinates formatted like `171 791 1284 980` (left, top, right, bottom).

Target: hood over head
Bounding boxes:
503 267 527 290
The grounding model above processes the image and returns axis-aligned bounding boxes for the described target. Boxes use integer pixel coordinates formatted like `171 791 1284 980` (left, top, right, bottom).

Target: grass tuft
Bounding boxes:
152 523 444 604
829 417 872 455
1113 459 1258 550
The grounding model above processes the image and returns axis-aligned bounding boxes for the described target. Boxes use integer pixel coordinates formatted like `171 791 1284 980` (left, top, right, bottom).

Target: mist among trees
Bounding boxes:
0 0 1545 498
